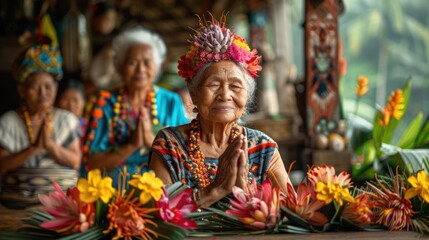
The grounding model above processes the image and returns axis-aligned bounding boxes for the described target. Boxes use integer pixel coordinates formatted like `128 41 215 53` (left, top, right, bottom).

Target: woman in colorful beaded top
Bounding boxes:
149 16 290 207
81 27 188 186
0 45 81 208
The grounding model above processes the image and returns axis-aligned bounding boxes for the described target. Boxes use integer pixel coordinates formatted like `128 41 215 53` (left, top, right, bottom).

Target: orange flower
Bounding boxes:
104 190 159 240
356 75 369 97
367 177 415 231
377 108 391 128
376 89 405 128
387 90 405 120
92 108 104 119
342 194 374 227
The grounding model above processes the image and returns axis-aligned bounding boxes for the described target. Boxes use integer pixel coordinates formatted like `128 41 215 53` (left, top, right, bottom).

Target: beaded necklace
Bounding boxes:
109 87 158 143
22 105 52 144
187 115 240 188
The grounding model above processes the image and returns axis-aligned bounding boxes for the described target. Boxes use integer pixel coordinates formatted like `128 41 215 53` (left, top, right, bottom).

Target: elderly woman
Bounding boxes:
81 27 188 186
0 45 81 208
149 18 289 207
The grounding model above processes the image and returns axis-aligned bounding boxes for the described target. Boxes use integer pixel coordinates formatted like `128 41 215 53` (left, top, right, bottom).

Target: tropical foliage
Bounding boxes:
348 76 429 181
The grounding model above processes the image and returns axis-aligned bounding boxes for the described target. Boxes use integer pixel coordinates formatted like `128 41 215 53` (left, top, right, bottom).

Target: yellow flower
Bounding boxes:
128 172 164 204
233 36 251 52
316 181 355 206
405 170 429 203
356 75 369 97
77 169 115 204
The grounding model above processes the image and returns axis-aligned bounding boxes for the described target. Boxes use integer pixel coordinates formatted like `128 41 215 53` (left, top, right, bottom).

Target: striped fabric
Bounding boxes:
150 126 278 189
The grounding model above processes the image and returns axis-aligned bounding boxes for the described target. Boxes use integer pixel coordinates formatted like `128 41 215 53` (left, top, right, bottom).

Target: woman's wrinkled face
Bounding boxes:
121 43 156 90
19 72 58 111
192 61 247 123
57 89 85 117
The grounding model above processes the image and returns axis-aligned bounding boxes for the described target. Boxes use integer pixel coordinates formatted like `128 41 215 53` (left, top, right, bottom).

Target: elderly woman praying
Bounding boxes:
0 45 81 208
149 17 290 208
81 27 188 187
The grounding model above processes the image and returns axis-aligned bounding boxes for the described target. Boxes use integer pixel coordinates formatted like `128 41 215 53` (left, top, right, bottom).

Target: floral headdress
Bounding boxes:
178 14 262 82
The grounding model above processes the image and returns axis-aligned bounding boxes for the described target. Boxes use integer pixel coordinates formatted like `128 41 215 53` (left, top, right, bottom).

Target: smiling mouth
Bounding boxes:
212 106 234 111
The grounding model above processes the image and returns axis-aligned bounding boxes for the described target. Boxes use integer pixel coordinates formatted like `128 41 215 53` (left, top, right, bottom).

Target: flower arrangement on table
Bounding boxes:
3 165 429 238
186 164 429 236
0 169 197 240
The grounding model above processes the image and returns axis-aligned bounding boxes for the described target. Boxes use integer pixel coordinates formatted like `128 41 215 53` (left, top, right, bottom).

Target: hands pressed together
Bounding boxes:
130 106 155 150
211 134 249 196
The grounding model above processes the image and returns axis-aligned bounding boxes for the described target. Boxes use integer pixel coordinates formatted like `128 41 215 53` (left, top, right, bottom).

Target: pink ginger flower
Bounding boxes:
156 187 198 229
226 179 280 230
38 182 95 234
282 182 328 227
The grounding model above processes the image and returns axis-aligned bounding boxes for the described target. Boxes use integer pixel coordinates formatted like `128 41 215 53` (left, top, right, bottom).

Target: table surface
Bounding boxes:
1 204 428 239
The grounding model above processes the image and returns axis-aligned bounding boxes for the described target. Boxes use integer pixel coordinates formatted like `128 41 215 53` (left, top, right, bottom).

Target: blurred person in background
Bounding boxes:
0 44 81 209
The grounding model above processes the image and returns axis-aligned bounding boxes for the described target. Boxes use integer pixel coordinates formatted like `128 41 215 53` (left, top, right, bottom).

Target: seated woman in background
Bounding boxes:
56 78 87 135
81 27 189 187
149 16 290 208
0 45 81 209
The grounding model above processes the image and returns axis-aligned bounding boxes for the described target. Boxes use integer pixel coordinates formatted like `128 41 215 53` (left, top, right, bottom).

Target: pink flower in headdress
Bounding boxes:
227 43 253 63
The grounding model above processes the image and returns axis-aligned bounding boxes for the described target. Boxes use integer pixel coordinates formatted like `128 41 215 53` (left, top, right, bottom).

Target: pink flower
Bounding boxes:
156 187 198 229
227 43 253 63
226 179 280 230
38 182 95 234
282 182 328 227
307 165 352 188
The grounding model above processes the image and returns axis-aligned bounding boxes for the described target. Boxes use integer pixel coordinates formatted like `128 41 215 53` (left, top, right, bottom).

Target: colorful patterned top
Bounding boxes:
81 86 189 187
150 126 282 188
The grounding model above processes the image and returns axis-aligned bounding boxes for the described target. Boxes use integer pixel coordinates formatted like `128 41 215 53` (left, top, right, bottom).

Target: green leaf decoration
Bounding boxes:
411 216 429 234
397 112 423 149
280 206 314 231
166 181 189 199
148 221 189 240
346 113 373 150
415 116 429 148
382 143 429 174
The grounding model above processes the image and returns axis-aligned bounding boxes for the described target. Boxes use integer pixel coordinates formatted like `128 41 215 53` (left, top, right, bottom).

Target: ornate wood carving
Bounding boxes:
304 0 342 137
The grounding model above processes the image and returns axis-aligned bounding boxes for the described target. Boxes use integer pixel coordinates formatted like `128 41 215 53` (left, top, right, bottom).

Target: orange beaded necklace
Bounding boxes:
187 115 240 188
21 105 52 144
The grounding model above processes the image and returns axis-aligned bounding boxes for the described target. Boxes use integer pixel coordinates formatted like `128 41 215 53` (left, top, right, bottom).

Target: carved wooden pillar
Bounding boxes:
304 0 343 137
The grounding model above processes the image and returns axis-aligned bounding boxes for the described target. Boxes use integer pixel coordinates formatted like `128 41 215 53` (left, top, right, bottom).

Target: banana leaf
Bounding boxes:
381 143 429 174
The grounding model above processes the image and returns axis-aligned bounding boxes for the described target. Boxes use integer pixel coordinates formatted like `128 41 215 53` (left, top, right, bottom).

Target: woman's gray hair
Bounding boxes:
112 27 167 81
187 62 256 112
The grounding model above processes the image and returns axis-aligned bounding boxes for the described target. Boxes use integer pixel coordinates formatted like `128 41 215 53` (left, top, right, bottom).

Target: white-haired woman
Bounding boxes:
149 17 289 208
81 27 189 186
